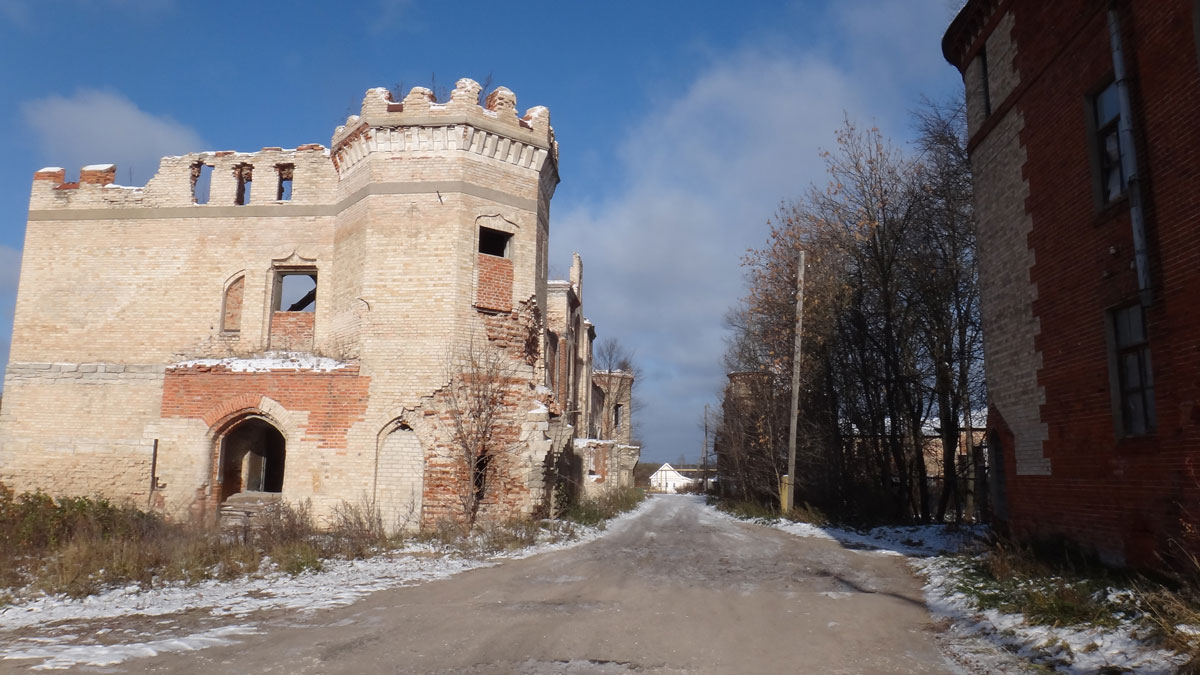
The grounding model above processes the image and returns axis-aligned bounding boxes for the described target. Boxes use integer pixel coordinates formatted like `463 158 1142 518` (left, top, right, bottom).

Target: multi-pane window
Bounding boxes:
1093 81 1127 203
1110 305 1154 436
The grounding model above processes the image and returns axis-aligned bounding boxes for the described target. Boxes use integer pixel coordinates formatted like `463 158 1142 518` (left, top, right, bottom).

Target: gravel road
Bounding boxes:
120 495 960 674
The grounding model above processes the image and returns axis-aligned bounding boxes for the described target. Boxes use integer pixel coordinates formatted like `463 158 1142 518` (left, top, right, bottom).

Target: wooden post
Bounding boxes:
785 250 806 513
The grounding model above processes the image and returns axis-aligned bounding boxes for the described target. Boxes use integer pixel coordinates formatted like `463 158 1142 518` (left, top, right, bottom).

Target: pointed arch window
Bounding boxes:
222 275 246 333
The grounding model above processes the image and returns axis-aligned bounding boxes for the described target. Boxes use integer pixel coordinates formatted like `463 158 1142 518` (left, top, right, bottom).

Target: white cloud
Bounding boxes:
4 91 200 388
21 89 204 185
551 1 960 462
369 0 416 34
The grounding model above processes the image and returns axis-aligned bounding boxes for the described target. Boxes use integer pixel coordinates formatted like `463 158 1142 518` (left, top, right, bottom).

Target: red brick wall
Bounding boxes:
79 167 115 185
161 366 370 516
269 311 314 350
475 253 513 312
420 302 547 524
162 366 369 450
972 0 1200 567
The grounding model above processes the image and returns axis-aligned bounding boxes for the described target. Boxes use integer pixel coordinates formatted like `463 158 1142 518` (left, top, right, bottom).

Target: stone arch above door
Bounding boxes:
375 420 426 533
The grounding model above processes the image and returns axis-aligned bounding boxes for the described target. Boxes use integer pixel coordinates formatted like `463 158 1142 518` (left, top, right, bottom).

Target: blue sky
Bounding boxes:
0 0 964 463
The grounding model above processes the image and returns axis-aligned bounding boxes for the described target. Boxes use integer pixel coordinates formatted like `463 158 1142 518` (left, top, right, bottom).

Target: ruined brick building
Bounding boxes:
0 78 638 529
943 1 1200 567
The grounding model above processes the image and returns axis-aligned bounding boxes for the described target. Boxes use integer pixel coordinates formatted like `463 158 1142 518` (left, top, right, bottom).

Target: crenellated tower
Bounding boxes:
324 79 559 387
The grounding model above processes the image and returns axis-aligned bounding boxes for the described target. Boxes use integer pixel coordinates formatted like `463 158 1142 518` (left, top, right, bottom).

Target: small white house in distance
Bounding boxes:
649 463 694 493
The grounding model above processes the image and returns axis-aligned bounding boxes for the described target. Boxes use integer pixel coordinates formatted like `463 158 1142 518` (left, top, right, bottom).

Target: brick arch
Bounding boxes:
203 396 297 517
374 411 433 532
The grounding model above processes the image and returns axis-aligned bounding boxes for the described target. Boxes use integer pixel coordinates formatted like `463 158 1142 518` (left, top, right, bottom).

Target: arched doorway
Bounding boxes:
218 417 286 504
375 424 424 532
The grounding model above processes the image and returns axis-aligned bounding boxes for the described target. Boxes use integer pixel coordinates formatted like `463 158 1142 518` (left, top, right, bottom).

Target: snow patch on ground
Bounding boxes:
0 551 487 633
5 625 257 671
0 509 652 671
770 519 985 557
748 506 1189 673
171 351 349 372
917 556 1189 674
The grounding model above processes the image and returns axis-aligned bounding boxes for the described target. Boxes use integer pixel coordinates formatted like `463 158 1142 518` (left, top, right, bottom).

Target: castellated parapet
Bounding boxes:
1 79 614 531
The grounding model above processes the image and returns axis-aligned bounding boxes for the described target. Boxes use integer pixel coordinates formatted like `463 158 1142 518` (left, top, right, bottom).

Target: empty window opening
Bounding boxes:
1093 81 1126 203
234 164 253 206
546 332 559 391
478 226 512 257
275 272 317 312
613 403 623 430
218 418 286 503
473 452 491 510
191 163 213 204
276 164 294 201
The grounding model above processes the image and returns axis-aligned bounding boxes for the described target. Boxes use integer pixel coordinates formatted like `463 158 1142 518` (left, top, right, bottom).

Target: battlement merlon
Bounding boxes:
28 146 335 211
329 80 559 184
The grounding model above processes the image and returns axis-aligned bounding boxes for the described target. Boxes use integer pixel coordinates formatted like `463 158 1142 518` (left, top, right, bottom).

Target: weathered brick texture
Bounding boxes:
475 254 514 312
0 78 623 530
269 312 315 350
945 0 1200 568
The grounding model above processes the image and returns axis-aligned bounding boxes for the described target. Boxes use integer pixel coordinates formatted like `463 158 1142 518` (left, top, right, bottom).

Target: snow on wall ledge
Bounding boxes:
169 352 351 373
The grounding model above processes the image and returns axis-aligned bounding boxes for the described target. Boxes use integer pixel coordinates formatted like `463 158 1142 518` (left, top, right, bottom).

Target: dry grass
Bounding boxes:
0 482 643 603
953 539 1200 667
0 483 402 600
560 487 645 527
1133 548 1200 671
414 517 579 557
712 498 779 523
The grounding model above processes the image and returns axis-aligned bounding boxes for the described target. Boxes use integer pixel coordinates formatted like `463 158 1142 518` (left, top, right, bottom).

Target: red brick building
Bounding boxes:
943 1 1200 568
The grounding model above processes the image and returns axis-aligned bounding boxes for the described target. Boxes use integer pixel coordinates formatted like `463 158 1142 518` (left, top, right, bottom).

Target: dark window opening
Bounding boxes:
473 452 491 507
276 164 294 201
478 226 512 257
979 47 992 117
614 403 623 430
192 163 213 205
234 164 253 206
1093 81 1126 203
275 272 317 312
1109 304 1155 436
218 418 286 502
546 332 559 391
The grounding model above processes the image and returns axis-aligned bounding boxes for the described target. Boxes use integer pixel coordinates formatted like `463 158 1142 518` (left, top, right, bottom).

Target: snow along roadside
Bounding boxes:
747 509 1190 674
916 555 1188 674
0 498 656 670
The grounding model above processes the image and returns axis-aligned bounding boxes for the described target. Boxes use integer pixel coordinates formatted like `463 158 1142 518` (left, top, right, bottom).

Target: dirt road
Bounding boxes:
120 495 958 674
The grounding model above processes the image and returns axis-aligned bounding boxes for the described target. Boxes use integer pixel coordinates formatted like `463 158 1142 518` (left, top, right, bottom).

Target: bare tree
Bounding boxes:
716 100 982 524
593 337 640 443
442 333 522 527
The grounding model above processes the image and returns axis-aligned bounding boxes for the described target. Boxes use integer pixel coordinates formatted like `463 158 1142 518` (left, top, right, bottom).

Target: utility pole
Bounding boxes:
702 403 710 492
784 249 806 513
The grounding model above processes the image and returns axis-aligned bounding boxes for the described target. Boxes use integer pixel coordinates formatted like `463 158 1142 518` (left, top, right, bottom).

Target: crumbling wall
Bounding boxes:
573 438 641 498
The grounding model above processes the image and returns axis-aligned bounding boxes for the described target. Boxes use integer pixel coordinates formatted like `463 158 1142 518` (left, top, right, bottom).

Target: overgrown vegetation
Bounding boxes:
0 482 646 604
560 487 644 527
714 497 833 529
713 498 781 523
949 541 1200 669
0 484 405 598
715 97 986 525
